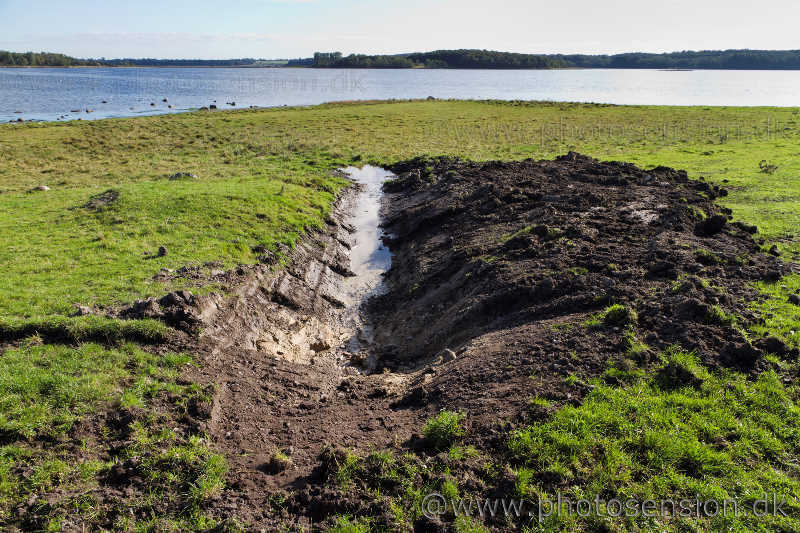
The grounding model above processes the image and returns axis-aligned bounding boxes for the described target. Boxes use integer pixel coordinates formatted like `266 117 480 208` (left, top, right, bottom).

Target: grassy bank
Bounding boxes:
2 100 798 319
1 100 800 531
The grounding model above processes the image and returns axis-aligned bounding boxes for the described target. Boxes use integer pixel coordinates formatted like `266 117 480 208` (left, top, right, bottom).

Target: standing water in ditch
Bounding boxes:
339 165 395 365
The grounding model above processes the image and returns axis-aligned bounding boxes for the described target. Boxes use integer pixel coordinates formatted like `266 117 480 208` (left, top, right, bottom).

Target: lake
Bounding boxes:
1 67 799 123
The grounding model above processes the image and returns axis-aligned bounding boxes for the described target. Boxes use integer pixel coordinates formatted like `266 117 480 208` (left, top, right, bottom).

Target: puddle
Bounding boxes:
341 165 394 298
339 165 395 366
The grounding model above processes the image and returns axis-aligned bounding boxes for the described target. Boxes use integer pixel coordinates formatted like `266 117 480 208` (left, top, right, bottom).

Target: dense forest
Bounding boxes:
0 51 294 67
0 50 102 67
311 48 800 70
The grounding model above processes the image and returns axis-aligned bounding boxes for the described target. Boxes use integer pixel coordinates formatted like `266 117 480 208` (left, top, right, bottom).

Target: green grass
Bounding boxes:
329 516 372 533
0 156 345 318
0 341 217 528
0 341 187 441
0 315 168 343
509 349 800 532
751 275 800 349
2 100 800 322
423 410 467 451
585 304 638 329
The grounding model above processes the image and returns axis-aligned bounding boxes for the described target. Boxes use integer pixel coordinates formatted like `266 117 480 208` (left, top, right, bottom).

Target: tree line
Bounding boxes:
0 50 102 67
0 51 294 68
311 49 800 70
99 58 262 67
555 50 800 69
312 49 567 69
7 48 800 70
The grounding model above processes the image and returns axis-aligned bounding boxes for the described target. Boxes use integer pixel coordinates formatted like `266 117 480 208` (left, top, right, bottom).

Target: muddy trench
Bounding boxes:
181 165 444 512
162 153 794 528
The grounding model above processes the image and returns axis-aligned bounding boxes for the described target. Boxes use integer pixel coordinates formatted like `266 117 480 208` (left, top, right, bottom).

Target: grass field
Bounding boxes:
1 100 800 531
2 100 799 320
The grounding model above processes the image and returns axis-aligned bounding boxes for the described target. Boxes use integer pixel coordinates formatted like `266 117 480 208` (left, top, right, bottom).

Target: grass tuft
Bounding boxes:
423 411 467 450
602 304 638 328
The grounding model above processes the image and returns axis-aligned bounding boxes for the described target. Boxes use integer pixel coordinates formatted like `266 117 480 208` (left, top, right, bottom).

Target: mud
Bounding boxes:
48 154 796 531
192 154 789 529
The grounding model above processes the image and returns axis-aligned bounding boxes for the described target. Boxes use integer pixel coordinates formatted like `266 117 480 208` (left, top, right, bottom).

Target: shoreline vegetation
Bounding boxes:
5 48 800 69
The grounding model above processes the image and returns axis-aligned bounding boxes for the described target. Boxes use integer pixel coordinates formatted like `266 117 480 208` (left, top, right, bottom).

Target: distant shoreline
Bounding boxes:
7 48 800 70
5 65 800 71
0 65 302 69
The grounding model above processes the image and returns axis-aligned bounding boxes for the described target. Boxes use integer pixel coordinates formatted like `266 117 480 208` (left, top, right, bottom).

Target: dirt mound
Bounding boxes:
82 188 120 210
370 154 790 419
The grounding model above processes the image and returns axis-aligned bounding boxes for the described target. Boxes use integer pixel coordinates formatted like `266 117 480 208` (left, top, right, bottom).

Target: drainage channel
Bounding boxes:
337 165 395 371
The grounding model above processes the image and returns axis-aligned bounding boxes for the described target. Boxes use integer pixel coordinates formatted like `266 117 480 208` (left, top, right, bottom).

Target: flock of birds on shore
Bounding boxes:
9 99 246 123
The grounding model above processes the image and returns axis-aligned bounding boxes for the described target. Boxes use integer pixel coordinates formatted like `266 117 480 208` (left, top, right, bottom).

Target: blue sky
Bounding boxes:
1 0 798 59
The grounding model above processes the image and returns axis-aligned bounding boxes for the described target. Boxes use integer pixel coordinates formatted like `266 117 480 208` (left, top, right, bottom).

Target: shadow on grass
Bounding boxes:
0 315 170 345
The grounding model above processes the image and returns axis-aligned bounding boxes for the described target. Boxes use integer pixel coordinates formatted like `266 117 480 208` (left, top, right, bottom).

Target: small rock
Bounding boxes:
440 349 457 363
128 298 162 318
263 452 293 474
157 246 168 257
734 221 758 234
310 338 331 353
73 305 93 316
169 172 198 180
647 260 677 278
789 294 800 306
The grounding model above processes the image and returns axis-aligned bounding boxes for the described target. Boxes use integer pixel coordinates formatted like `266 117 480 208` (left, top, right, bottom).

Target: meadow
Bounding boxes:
1 100 799 531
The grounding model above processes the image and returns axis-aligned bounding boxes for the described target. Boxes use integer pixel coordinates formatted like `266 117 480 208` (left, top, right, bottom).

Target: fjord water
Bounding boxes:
2 67 800 122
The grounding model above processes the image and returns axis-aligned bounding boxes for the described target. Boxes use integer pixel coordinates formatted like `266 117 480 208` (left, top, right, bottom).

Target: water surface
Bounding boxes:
2 67 799 123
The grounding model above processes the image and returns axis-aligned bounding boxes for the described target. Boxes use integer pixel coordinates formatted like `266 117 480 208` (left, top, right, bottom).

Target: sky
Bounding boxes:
0 0 798 59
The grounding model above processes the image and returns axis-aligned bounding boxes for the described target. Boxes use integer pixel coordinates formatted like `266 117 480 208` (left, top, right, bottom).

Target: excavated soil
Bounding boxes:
60 154 797 531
